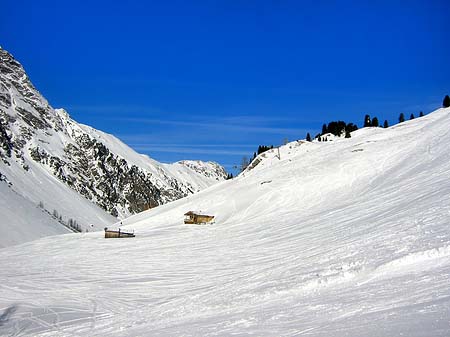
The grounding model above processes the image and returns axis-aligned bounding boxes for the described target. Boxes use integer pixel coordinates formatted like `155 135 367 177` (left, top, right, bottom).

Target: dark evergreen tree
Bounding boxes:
372 117 379 127
322 124 328 135
364 114 371 127
306 133 312 142
345 123 358 134
443 95 450 108
419 111 424 117
399 113 405 123
410 113 415 120
345 130 351 138
256 145 273 155
383 120 389 128
327 121 347 136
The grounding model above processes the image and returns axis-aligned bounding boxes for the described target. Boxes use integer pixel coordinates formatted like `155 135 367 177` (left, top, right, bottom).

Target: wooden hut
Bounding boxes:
104 227 135 238
184 211 215 225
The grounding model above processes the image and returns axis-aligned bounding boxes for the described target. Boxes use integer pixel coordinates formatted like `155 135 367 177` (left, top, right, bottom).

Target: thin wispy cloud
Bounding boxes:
113 117 308 135
122 142 255 149
66 105 163 114
133 146 250 156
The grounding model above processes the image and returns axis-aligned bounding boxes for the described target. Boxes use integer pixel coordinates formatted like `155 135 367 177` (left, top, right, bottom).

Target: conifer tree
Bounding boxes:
372 117 379 127
322 124 328 135
443 95 450 108
345 130 351 138
345 123 358 134
383 120 389 128
364 114 371 127
419 111 424 117
399 113 405 123
410 113 415 120
306 133 311 142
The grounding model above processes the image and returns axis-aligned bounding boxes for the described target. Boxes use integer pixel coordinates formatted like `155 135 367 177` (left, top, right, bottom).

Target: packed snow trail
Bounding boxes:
1 108 450 336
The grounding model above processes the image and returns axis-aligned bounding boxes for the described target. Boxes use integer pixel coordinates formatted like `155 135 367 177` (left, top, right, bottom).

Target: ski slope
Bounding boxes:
1 108 450 336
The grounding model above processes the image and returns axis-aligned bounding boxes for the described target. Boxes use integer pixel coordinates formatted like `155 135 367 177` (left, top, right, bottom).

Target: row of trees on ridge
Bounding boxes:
237 94 450 174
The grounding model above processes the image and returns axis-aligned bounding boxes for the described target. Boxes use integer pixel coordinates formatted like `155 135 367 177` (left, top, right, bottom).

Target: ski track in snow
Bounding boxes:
1 108 450 336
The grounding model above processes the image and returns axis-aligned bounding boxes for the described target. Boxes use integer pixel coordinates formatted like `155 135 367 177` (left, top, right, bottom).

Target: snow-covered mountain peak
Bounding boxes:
177 160 227 180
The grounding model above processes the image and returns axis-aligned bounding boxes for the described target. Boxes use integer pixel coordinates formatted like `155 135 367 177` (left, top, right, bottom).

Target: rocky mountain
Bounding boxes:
0 47 227 241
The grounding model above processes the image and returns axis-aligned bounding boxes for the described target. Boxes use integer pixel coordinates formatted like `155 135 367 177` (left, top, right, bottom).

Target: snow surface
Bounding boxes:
0 182 71 249
0 147 118 248
1 108 450 336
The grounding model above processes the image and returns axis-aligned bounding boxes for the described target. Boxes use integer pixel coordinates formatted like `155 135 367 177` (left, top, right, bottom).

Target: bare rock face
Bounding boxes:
0 47 227 218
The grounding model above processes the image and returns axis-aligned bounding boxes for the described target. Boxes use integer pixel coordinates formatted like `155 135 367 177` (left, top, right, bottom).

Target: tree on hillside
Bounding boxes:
257 145 272 155
363 114 371 127
372 117 379 127
306 133 312 142
419 111 424 117
383 120 389 128
399 113 405 123
240 156 250 172
327 121 347 136
322 124 328 134
345 123 358 134
443 95 450 108
410 113 415 120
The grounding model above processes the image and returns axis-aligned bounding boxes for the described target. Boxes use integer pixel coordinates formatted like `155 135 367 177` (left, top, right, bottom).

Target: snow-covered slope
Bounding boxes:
0 182 72 249
1 107 450 336
0 47 226 247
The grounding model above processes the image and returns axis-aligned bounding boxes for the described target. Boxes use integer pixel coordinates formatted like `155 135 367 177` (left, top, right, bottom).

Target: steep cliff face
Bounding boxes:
0 47 227 222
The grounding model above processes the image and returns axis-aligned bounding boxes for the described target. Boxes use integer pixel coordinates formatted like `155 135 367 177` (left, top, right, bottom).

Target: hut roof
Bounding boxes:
184 211 214 218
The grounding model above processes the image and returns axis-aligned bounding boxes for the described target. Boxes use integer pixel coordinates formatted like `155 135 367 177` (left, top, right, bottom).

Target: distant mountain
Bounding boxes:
0 47 226 246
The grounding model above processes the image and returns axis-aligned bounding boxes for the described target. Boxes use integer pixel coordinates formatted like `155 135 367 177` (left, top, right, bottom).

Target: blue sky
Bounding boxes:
1 0 449 174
